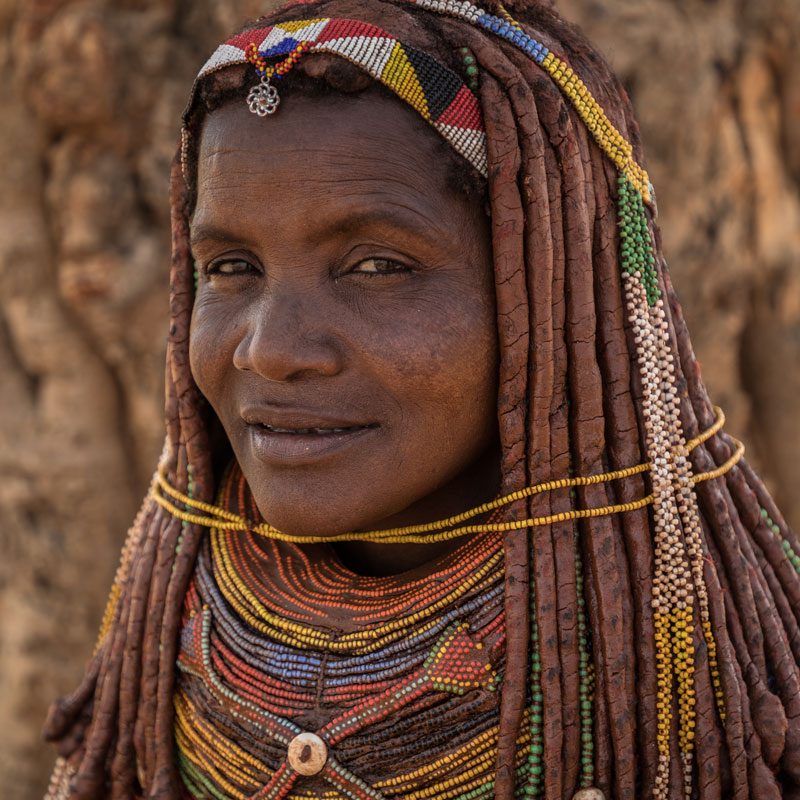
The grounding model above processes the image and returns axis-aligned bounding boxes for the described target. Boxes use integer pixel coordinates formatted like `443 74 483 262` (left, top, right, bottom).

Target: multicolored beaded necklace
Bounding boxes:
174 463 596 799
159 411 740 800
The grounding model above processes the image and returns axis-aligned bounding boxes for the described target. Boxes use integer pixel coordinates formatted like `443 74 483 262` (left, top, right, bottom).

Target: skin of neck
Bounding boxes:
333 439 501 576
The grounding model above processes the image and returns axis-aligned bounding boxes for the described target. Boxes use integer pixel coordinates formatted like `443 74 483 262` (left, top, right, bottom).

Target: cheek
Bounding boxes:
372 286 498 443
188 297 238 409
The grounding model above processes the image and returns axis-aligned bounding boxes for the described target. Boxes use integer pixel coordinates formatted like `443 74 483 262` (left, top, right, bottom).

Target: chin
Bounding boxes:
251 480 430 539
252 493 378 539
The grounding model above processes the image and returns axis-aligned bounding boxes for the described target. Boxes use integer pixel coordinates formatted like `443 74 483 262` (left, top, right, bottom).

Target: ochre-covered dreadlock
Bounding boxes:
44 1 800 799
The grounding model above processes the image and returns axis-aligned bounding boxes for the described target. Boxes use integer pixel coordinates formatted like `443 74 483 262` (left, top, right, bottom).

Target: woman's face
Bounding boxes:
189 86 498 537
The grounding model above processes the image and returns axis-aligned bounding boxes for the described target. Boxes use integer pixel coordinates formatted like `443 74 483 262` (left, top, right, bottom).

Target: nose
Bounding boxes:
232 291 344 382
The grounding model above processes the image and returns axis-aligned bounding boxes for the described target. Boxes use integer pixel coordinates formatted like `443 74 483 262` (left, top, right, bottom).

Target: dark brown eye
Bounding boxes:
207 259 256 276
350 258 410 276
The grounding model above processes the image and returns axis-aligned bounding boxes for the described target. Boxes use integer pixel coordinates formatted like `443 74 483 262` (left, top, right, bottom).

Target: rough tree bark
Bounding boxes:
0 1 797 798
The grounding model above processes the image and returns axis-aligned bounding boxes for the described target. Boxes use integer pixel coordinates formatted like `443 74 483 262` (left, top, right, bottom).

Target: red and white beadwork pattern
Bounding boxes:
186 17 487 177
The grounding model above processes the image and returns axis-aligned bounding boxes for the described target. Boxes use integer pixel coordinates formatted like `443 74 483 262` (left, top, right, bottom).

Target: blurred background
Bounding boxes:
0 0 798 797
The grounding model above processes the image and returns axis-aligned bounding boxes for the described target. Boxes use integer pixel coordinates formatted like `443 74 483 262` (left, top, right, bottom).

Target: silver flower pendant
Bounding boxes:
247 76 280 116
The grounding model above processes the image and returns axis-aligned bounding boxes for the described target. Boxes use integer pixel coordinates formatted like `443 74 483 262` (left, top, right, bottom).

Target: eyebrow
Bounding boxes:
189 204 454 251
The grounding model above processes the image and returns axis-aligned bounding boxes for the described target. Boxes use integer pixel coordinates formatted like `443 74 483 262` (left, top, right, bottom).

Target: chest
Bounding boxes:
174 532 507 799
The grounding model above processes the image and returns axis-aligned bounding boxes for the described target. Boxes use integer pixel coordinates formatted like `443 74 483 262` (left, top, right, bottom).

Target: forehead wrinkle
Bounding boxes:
199 162 455 237
196 98 469 248
200 121 449 178
200 150 446 187
197 176 449 224
199 88 455 174
194 191 453 249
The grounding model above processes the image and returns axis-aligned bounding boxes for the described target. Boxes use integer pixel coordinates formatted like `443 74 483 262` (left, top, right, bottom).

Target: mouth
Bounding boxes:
241 410 379 465
252 422 376 436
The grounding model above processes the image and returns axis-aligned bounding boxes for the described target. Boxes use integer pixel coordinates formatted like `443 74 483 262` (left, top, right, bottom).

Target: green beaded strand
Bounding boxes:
459 46 480 92
178 751 228 800
574 515 595 788
567 456 595 791
520 558 544 797
761 506 800 574
461 765 529 800
618 174 660 306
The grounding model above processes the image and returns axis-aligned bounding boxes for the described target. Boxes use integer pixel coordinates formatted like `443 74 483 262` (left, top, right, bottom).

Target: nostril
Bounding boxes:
232 323 344 383
232 335 255 374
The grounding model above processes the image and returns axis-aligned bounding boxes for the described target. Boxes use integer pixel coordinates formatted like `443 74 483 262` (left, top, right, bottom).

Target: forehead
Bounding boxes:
195 88 462 204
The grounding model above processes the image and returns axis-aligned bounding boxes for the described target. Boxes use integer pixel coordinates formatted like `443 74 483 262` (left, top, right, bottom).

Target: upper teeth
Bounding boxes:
259 424 360 434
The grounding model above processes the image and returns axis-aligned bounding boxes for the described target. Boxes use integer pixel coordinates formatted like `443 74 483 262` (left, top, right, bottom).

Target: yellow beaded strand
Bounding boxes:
178 705 533 800
496 3 522 30
539 51 651 201
176 691 264 783
691 441 743 484
487 3 651 202
375 721 501 789
175 699 253 799
151 407 743 546
702 619 726 720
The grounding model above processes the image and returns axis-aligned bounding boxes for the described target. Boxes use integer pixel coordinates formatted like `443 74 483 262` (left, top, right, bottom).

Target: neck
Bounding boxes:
330 445 501 577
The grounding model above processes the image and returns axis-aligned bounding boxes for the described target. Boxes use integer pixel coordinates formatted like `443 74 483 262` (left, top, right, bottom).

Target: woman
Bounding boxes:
43 0 800 798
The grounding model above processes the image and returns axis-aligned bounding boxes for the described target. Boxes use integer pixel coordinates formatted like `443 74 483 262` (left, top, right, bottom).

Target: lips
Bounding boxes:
241 407 378 464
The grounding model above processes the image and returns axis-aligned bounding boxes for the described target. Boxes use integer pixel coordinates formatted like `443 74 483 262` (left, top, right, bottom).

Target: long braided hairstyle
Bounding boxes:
44 1 800 798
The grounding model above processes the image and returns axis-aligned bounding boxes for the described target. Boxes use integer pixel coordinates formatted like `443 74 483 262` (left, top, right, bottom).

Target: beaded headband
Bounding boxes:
183 17 487 176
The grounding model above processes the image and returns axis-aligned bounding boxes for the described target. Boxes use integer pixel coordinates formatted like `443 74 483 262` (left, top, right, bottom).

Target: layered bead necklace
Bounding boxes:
161 408 737 799
175 463 544 800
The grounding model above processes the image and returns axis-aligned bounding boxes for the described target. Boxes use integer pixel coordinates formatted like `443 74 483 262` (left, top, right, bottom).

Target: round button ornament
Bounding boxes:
572 789 606 800
287 732 328 776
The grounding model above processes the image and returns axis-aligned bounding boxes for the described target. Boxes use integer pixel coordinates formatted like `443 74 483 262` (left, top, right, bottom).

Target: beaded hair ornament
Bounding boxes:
169 3 749 798
181 17 487 176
